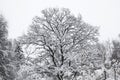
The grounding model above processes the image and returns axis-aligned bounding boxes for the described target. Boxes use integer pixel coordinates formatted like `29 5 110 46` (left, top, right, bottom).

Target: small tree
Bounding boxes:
20 8 99 80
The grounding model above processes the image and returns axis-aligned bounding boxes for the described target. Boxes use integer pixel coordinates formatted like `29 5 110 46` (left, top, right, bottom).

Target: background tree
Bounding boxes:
91 42 113 80
110 39 120 80
0 15 11 80
0 15 24 80
20 8 99 80
0 15 8 50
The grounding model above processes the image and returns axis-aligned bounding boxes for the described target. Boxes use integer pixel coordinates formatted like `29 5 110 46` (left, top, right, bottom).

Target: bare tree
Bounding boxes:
20 8 99 80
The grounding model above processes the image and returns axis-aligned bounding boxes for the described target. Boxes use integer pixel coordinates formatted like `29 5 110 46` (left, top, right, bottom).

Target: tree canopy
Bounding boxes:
1 8 120 80
20 8 99 80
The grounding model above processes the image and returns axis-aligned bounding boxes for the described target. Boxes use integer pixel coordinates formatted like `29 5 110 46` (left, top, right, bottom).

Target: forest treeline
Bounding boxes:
0 8 120 80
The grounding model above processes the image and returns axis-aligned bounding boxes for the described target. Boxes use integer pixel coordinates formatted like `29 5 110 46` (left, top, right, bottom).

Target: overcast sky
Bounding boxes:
0 0 120 42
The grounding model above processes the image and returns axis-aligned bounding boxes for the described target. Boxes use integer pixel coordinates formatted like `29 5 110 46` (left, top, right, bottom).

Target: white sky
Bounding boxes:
0 0 120 42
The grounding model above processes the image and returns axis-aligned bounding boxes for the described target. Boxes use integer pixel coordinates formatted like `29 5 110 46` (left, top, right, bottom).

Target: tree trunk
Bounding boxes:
114 68 117 80
57 74 63 80
103 70 107 80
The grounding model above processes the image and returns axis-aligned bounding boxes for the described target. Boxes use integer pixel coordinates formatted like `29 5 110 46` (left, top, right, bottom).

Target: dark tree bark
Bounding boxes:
103 70 107 80
114 68 117 80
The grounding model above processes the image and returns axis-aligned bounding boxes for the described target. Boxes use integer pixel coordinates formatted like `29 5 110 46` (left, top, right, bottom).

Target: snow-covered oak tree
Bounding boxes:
20 8 99 80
